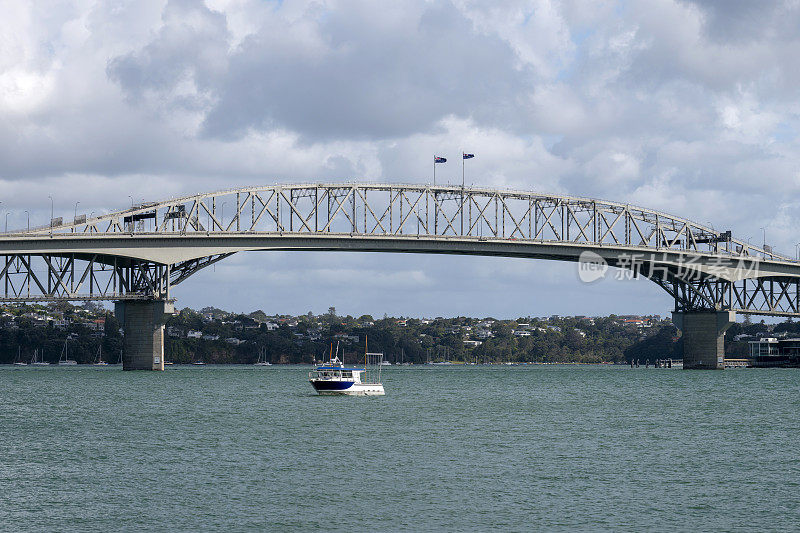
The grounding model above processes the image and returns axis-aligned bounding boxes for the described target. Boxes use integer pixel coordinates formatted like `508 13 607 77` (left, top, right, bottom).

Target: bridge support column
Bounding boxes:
115 300 174 371
672 311 735 369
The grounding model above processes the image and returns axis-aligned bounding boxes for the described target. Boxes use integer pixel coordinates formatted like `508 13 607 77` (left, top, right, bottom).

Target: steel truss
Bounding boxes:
645 271 800 317
2 183 800 315
14 184 778 259
0 253 229 302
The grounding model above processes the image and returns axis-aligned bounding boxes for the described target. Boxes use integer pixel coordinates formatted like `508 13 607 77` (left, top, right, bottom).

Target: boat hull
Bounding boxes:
310 380 385 396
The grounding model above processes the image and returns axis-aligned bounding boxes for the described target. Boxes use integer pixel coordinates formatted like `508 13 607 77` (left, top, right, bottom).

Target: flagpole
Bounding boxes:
433 156 436 186
461 153 465 235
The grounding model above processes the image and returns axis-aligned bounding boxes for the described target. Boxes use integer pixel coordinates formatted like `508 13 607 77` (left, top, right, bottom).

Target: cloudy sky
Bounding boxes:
3 0 800 318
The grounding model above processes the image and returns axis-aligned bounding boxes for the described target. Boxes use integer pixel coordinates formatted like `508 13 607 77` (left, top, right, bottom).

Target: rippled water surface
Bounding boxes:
1 364 799 532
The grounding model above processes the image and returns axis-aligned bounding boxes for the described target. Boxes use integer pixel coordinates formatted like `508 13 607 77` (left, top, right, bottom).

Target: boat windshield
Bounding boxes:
309 369 355 380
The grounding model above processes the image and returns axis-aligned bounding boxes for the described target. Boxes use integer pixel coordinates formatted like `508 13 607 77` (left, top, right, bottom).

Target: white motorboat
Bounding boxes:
308 357 385 396
308 340 384 396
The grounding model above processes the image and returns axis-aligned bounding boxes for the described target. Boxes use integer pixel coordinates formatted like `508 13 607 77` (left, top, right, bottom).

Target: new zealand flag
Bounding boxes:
434 156 447 163
463 153 474 159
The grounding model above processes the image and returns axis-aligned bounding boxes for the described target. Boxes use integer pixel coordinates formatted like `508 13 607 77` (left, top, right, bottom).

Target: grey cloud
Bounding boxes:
109 0 539 142
681 0 800 43
106 0 229 108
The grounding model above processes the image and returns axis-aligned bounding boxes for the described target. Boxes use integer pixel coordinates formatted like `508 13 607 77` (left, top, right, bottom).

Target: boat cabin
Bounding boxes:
309 366 365 383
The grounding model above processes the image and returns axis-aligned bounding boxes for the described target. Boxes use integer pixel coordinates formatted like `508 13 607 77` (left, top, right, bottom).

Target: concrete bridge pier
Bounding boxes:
115 299 174 371
672 310 736 369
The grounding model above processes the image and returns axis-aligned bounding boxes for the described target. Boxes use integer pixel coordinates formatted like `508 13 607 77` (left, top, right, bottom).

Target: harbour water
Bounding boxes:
1 364 799 531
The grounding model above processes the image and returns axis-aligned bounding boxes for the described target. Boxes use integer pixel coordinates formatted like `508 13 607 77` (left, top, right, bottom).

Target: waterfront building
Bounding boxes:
748 337 800 367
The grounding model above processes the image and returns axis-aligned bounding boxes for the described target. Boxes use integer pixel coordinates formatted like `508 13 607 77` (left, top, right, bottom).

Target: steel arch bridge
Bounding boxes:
1 182 800 316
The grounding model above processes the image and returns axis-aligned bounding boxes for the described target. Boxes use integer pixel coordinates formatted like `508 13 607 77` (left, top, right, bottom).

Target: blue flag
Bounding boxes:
463 153 474 159
434 156 447 163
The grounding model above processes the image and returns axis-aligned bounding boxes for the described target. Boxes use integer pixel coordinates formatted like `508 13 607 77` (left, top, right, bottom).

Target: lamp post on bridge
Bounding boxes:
48 195 53 236
760 227 766 248
74 201 80 233
24 210 29 232
220 202 226 231
4 212 9 233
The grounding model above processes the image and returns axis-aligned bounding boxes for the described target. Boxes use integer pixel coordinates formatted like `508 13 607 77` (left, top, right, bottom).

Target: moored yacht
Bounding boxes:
13 347 27 366
93 345 108 366
31 349 49 366
58 340 77 366
254 347 272 366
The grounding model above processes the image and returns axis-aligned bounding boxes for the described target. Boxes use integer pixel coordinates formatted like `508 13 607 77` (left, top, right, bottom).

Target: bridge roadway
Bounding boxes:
2 183 799 370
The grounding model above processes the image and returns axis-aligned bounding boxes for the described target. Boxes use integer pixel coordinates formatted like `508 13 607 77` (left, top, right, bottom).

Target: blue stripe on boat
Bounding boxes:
312 380 355 391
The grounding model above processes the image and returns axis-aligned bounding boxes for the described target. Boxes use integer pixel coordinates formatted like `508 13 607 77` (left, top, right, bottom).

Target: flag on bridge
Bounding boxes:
461 152 474 187
433 156 447 185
